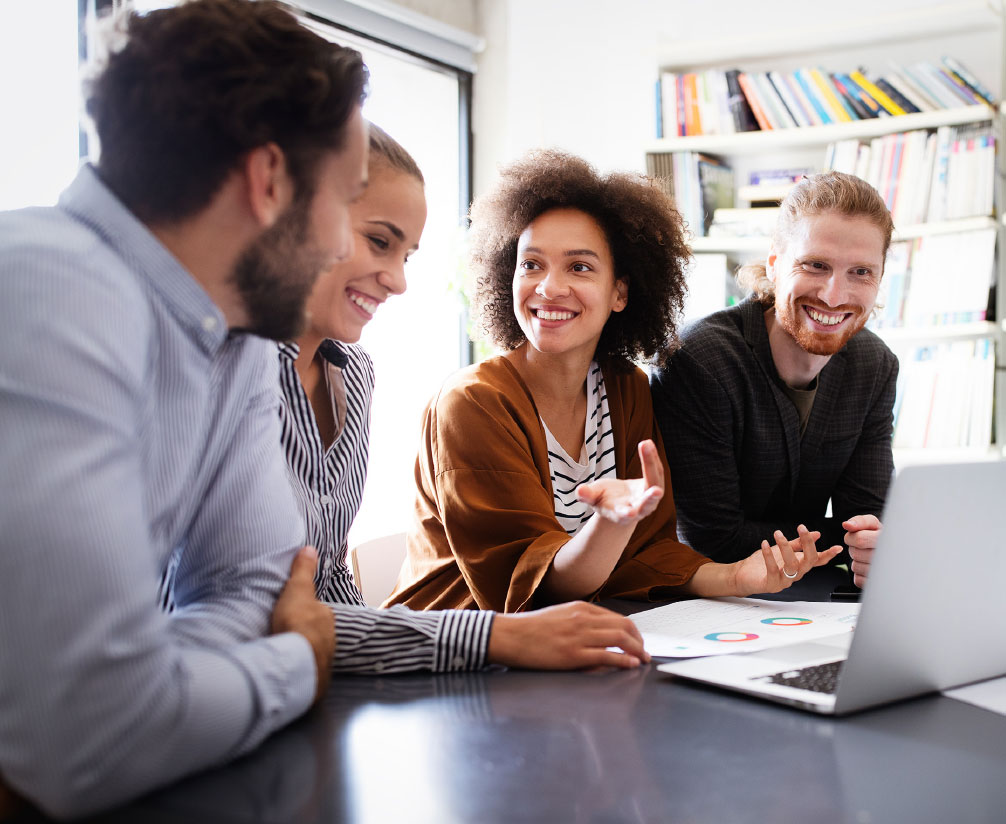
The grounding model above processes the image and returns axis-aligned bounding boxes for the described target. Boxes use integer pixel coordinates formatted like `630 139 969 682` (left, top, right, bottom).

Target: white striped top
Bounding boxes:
543 362 616 535
277 341 492 673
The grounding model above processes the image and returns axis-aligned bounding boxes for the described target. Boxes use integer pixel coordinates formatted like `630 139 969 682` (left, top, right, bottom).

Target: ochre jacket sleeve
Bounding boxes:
596 367 713 601
390 361 571 612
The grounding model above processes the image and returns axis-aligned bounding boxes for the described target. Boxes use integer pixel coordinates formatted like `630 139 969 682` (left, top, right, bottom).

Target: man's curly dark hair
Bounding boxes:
469 149 689 368
86 0 368 224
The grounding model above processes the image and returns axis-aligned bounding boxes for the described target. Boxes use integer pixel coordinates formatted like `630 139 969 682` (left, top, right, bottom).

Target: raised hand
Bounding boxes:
487 601 651 670
576 439 664 525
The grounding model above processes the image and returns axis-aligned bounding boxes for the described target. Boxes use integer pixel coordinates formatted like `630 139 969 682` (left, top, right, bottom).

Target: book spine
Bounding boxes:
767 70 810 127
849 70 906 116
941 56 995 105
875 78 920 114
831 73 874 120
675 74 687 136
918 62 975 106
906 62 960 109
938 67 980 105
838 72 883 118
882 65 935 112
683 73 701 135
737 72 772 130
782 72 823 126
794 68 833 124
725 69 760 132
713 71 736 135
810 68 852 121
659 71 677 139
752 72 791 128
656 78 662 139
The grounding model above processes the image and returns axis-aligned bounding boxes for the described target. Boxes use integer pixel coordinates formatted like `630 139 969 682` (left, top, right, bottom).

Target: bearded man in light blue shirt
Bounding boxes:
0 0 369 817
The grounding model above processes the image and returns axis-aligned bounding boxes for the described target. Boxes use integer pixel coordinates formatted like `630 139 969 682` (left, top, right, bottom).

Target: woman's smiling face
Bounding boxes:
302 162 427 344
512 207 627 361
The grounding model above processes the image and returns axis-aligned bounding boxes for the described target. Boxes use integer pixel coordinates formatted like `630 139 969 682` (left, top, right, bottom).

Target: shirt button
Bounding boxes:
374 661 385 672
452 656 466 669
320 494 333 506
201 316 218 332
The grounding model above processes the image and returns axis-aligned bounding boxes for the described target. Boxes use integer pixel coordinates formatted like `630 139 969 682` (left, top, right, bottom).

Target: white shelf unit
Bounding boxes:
646 105 993 156
651 2 1006 454
693 215 999 255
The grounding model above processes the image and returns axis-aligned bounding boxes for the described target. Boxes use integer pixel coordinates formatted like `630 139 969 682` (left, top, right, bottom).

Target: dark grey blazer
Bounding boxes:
651 298 898 563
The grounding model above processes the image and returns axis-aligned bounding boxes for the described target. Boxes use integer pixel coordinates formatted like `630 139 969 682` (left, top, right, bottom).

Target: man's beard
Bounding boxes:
775 297 867 356
230 197 329 341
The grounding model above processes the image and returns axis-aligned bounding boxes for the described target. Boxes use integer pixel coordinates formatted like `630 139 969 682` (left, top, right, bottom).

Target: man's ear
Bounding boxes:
766 247 778 282
612 278 628 312
244 142 294 228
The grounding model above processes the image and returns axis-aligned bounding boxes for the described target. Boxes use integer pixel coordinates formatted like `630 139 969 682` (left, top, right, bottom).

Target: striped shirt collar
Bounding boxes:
278 339 350 368
59 165 229 355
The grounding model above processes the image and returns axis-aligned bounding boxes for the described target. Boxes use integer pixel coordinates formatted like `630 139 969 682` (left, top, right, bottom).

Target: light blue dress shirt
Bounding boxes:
0 166 316 818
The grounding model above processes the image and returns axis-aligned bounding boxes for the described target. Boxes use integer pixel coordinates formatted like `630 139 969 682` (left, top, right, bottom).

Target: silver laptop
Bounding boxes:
658 460 1006 714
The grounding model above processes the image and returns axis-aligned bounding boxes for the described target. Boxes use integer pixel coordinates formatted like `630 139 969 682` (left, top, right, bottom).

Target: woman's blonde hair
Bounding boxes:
737 171 894 302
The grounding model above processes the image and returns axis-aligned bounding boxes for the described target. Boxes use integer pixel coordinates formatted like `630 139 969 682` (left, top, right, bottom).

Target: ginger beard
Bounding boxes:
774 295 869 356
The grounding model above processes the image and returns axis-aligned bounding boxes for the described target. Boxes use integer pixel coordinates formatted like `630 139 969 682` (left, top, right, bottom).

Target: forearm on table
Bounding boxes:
539 515 636 602
329 603 492 674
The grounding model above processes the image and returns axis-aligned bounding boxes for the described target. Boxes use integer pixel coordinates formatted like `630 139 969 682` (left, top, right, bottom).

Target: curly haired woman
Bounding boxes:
387 150 840 613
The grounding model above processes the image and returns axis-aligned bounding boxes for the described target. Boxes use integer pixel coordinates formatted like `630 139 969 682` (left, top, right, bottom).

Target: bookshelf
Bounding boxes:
648 2 1006 459
647 104 992 155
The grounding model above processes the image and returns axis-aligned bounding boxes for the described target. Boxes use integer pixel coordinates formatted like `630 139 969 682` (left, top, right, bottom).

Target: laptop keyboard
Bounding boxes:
754 660 843 694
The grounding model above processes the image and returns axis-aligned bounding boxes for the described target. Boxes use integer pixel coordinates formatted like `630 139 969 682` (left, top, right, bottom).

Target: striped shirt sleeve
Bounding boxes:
277 342 493 674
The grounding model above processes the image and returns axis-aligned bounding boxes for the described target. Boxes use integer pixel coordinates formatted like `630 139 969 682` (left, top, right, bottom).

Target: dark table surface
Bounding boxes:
22 567 1006 823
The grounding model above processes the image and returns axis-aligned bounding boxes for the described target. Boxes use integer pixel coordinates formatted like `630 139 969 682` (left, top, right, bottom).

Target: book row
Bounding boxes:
891 338 995 450
646 151 733 238
826 124 995 227
872 228 996 330
657 57 995 138
648 123 995 239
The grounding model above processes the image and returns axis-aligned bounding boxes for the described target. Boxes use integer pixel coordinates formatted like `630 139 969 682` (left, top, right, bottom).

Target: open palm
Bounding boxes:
576 440 664 526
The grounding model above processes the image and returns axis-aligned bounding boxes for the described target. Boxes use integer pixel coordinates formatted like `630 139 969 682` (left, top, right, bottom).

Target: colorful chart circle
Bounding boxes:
704 632 759 642
759 617 812 626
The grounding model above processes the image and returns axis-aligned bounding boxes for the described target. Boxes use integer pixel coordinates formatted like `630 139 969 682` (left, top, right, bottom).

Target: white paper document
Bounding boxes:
631 597 860 658
943 676 1006 717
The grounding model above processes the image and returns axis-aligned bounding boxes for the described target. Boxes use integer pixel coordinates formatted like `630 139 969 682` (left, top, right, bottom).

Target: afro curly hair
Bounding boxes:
469 149 689 368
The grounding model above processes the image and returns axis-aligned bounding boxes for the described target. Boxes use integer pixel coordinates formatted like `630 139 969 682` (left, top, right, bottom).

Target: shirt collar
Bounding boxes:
278 339 349 369
59 165 229 354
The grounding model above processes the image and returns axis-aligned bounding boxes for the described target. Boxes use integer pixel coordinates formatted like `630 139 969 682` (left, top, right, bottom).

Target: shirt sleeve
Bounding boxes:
0 246 314 818
329 604 493 673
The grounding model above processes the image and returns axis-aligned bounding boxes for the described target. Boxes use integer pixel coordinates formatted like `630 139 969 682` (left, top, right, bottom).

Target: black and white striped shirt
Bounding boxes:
543 362 616 535
277 341 492 673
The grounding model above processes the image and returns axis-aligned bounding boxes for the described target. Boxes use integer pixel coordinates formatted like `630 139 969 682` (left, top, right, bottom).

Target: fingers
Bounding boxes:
576 482 602 506
849 545 873 586
489 603 651 670
638 440 664 492
842 513 881 532
773 529 801 582
288 545 320 587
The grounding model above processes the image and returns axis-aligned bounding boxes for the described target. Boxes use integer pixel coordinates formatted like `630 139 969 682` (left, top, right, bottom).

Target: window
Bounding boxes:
299 11 476 547
0 1 80 210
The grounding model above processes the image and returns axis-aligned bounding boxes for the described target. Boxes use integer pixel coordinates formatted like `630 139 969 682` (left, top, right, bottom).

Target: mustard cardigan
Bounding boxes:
386 356 712 613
